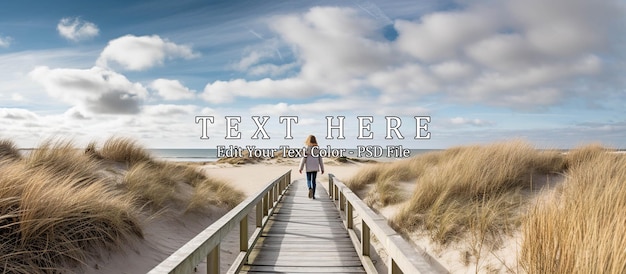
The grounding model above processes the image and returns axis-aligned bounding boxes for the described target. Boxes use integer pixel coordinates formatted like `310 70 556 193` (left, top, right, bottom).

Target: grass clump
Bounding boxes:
98 137 153 166
0 137 244 272
0 157 142 273
521 148 626 273
346 140 565 248
189 178 245 210
0 139 21 161
393 141 563 245
123 162 179 208
25 139 104 185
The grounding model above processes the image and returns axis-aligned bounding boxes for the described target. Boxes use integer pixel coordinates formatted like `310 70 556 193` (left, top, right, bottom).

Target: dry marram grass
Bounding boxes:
521 146 626 273
346 140 626 272
0 137 243 273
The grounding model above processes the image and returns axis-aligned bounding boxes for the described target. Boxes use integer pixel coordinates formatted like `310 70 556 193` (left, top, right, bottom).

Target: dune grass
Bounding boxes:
0 150 142 272
0 137 243 272
0 139 22 161
521 146 626 273
347 140 626 272
393 141 566 246
347 140 565 247
98 137 154 166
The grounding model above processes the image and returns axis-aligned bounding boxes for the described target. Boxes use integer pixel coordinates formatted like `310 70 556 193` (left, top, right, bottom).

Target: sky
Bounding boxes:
0 0 625 149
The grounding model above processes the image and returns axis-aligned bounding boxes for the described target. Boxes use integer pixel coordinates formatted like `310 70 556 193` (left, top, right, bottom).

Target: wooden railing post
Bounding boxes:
347 202 353 229
362 222 370 257
329 175 333 198
207 244 219 274
256 201 262 227
269 186 274 209
340 192 345 211
148 170 295 274
240 217 248 252
263 193 270 217
391 258 402 274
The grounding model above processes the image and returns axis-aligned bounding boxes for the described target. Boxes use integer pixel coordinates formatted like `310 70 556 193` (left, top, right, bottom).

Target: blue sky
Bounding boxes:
0 0 625 149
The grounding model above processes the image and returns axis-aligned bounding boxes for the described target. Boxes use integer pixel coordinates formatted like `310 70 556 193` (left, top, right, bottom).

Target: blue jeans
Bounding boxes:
306 171 317 195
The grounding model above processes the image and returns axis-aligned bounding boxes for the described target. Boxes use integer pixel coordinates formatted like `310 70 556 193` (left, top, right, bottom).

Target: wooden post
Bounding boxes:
334 185 339 201
263 193 270 216
207 244 219 274
362 222 370 257
329 175 333 198
340 192 345 211
268 186 274 209
256 201 262 227
390 258 402 274
272 183 282 203
240 217 248 252
347 202 353 229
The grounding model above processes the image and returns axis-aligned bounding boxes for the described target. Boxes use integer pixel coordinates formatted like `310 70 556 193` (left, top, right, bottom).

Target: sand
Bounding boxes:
84 155 544 273
77 156 557 273
80 158 366 273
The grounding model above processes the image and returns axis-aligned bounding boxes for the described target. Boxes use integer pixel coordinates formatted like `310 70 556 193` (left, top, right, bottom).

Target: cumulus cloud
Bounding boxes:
143 104 197 116
29 66 147 114
0 108 38 120
448 117 494 127
202 78 316 104
201 2 622 109
96 35 198 71
249 97 430 116
64 107 90 120
57 17 99 41
368 64 439 103
150 79 196 100
202 7 396 104
0 35 12 48
394 8 498 62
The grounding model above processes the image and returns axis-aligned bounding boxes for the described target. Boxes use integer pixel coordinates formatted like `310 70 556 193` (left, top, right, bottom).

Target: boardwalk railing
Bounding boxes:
149 170 292 274
328 174 448 274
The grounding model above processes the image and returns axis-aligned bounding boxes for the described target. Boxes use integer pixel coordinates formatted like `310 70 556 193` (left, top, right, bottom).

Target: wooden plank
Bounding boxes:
243 265 366 273
243 180 366 273
250 259 364 267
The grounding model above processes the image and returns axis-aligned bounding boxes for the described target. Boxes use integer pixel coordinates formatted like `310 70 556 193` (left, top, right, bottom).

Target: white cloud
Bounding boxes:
150 79 196 100
11 93 24 101
29 66 148 114
368 64 439 104
202 78 316 104
0 35 12 48
464 55 602 106
249 97 430 116
394 8 497 62
96 35 198 71
270 7 395 82
248 63 298 77
64 107 90 120
448 117 494 127
57 17 99 41
202 7 395 104
203 2 622 109
143 104 197 116
507 0 619 57
430 61 475 81
0 108 38 120
234 51 266 71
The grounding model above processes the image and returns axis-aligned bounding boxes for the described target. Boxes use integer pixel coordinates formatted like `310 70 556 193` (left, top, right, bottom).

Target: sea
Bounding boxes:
149 148 442 162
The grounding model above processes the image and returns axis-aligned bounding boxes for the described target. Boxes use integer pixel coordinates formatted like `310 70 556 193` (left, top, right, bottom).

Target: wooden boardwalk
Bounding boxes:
240 179 366 273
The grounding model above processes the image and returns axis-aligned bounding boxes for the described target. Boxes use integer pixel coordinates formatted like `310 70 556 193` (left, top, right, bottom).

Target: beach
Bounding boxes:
3 138 626 273
76 151 367 273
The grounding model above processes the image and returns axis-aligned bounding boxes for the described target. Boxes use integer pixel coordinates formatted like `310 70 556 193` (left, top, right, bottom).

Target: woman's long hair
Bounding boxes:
304 135 318 147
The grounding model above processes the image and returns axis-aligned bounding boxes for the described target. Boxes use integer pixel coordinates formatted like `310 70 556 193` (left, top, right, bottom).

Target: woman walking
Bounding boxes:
299 135 324 199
